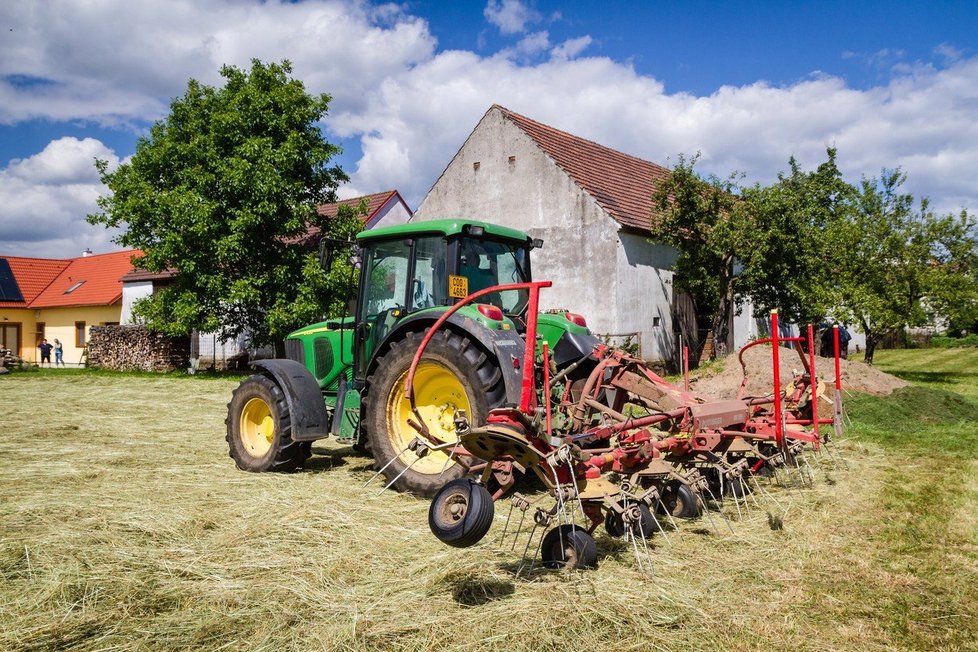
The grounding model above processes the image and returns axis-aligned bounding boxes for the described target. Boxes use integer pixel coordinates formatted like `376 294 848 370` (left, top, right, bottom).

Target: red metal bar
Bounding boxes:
683 345 689 392
404 281 553 415
542 341 552 436
770 310 784 451
808 323 820 449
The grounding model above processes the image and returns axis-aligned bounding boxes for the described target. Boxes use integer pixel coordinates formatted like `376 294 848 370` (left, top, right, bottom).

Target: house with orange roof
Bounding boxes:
0 250 139 365
413 105 682 364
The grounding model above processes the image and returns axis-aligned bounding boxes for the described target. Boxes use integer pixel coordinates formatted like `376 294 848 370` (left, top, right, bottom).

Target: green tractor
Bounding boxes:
226 219 599 497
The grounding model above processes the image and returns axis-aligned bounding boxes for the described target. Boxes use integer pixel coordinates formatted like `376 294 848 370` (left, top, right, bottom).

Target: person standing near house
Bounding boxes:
38 338 53 366
53 338 64 367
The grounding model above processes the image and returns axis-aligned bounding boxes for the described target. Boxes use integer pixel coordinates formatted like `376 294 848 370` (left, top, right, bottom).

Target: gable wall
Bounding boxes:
413 108 624 338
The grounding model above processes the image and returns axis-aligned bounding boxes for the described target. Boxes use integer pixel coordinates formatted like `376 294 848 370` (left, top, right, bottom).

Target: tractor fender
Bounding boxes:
373 313 525 406
253 359 331 442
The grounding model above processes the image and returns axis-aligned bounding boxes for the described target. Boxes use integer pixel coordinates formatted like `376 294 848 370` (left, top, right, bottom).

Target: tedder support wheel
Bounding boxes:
365 329 506 498
604 502 657 538
659 481 702 519
226 374 312 472
541 524 598 570
428 478 495 547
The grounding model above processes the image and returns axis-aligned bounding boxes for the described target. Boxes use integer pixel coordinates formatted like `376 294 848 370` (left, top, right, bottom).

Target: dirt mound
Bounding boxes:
689 344 908 399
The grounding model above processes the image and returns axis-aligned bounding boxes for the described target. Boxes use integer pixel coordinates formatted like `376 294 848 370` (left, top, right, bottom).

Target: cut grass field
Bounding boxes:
1 349 976 651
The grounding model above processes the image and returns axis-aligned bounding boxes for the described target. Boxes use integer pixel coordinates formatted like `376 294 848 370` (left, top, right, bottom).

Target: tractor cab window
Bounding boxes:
360 239 410 352
456 239 529 315
410 237 448 311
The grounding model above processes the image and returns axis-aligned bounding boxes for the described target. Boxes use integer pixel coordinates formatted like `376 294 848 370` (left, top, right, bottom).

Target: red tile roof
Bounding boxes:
495 105 671 234
316 190 402 221
293 190 410 245
0 250 140 309
0 257 69 308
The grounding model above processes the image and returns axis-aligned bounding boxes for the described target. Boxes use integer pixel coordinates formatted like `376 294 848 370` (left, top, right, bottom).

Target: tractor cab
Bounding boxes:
352 220 537 382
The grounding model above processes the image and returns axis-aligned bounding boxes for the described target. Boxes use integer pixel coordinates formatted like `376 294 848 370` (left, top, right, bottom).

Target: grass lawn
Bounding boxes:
1 350 976 651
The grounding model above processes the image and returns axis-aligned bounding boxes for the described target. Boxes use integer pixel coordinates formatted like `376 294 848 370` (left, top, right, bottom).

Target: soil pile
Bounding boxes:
689 344 909 399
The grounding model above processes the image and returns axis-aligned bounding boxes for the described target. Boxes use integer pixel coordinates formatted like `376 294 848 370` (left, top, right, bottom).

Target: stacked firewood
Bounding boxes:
87 325 191 372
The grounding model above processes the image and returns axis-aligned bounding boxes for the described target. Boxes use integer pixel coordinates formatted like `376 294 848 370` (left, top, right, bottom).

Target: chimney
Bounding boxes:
82 248 93 257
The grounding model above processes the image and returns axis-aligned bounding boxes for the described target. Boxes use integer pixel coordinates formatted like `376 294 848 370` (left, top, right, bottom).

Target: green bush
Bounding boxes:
930 334 978 348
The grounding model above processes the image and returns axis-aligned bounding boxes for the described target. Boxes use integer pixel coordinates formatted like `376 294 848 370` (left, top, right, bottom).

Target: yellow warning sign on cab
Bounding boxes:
448 275 469 299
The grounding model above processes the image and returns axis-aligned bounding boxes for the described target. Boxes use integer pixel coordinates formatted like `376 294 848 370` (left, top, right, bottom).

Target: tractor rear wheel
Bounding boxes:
365 329 506 497
226 374 312 472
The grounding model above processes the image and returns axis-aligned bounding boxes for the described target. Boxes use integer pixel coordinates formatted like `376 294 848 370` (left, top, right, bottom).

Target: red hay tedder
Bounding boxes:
390 281 849 572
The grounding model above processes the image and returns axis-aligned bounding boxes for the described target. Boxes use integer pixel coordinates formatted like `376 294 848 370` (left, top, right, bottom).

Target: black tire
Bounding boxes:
428 479 495 547
659 481 701 519
725 476 748 499
226 374 312 472
364 329 506 497
541 524 598 570
604 503 657 538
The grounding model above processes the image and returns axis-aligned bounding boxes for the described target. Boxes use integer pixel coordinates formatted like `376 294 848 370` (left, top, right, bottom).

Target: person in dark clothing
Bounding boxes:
38 338 53 365
837 324 852 359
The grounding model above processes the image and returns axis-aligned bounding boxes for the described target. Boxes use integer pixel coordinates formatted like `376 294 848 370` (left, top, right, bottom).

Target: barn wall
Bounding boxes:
412 107 622 342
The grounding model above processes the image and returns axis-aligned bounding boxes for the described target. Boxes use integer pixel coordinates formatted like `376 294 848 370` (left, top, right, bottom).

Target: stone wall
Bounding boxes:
87 325 190 372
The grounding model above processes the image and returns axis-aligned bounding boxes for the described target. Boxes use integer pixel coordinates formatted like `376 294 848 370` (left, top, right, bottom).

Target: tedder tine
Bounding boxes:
703 485 735 535
362 438 419 488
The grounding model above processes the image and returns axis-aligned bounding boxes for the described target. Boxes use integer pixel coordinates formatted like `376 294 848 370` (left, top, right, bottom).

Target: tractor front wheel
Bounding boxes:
226 374 311 472
364 329 506 498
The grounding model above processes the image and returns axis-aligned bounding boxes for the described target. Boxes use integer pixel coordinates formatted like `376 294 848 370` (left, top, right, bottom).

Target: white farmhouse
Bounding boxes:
412 105 681 364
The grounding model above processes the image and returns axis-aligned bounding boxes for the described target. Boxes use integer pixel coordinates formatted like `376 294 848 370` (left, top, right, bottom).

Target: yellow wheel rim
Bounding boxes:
387 362 471 474
240 397 275 457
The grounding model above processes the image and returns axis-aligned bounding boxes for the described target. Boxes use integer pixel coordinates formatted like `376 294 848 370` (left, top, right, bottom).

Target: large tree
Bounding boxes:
651 151 846 359
89 59 350 344
832 170 978 363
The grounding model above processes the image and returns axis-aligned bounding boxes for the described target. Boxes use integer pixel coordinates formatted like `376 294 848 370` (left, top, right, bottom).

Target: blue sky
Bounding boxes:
1 0 976 257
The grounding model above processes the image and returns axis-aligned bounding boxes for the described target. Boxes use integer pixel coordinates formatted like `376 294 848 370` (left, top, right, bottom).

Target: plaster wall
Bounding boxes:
412 108 625 342
614 233 677 361
35 305 122 366
367 199 412 230
0 307 36 360
121 281 153 324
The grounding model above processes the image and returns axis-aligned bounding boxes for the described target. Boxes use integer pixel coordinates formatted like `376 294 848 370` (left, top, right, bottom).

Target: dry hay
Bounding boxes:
689 344 909 400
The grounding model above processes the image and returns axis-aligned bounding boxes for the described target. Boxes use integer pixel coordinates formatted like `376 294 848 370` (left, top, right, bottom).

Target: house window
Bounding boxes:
65 280 86 294
75 321 86 347
653 317 661 327
473 161 481 171
35 322 46 345
508 155 516 166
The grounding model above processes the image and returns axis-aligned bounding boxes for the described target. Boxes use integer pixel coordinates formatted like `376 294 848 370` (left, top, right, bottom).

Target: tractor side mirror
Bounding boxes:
319 239 334 271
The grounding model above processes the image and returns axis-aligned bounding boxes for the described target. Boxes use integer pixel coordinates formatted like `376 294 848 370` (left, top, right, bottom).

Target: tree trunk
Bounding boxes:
710 255 735 358
864 333 876 365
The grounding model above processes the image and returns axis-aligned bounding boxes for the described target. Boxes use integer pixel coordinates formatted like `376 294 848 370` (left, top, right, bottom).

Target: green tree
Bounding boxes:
833 170 978 363
738 149 853 326
88 59 350 344
651 154 745 358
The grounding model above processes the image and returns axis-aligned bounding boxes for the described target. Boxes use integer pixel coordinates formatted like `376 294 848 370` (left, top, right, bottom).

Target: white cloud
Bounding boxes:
483 0 541 35
551 36 592 61
0 138 122 257
0 0 435 126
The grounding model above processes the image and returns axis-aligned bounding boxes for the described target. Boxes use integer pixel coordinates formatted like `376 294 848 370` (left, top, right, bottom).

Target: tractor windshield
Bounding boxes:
457 239 530 315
